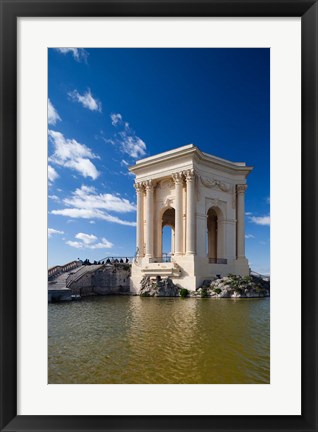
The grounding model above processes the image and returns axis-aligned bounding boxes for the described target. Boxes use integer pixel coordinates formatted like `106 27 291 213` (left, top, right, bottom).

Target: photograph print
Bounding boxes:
48 48 270 384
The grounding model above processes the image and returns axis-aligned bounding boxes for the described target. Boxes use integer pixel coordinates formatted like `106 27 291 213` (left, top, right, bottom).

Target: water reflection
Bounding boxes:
48 297 269 384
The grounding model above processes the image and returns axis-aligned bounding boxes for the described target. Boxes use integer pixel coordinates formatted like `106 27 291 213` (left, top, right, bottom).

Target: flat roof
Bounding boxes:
129 144 253 175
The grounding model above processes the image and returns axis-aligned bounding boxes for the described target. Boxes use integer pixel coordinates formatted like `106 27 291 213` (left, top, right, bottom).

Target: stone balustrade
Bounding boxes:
48 260 81 278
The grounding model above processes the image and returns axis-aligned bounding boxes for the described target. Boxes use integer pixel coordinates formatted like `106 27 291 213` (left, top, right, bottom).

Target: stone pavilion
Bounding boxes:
129 144 253 293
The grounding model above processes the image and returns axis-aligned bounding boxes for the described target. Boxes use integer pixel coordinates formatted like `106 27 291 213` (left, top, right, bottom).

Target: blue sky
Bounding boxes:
48 48 270 274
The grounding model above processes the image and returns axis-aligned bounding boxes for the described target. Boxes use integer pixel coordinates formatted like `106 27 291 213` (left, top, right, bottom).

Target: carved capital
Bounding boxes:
185 169 195 182
236 184 248 194
134 182 144 193
144 179 153 191
172 172 184 185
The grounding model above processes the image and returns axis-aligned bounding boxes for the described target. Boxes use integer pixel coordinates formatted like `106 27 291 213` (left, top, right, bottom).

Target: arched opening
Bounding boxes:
207 207 225 262
162 208 175 262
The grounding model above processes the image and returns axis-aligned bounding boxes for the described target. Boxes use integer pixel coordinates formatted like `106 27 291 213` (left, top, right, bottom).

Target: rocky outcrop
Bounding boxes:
191 275 270 298
138 274 270 298
140 276 180 297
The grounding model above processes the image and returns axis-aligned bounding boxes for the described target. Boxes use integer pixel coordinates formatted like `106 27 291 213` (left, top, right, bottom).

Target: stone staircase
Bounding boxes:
48 268 80 291
48 264 104 291
66 264 103 287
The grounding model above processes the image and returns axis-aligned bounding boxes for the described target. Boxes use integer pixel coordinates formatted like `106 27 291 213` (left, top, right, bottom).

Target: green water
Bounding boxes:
48 296 270 384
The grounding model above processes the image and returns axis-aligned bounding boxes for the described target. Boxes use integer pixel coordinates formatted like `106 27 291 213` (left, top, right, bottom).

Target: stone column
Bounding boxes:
196 213 207 257
223 219 236 261
172 172 183 255
185 169 196 255
134 182 144 257
145 180 154 258
236 184 247 258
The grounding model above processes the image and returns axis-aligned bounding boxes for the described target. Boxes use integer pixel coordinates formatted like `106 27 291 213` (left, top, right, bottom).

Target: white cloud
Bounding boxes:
111 113 122 126
119 132 146 159
48 130 100 180
109 113 147 159
75 232 97 244
68 89 102 112
63 185 136 213
65 240 84 248
55 48 88 62
121 159 129 167
48 194 60 202
249 215 270 226
52 208 136 227
48 165 59 183
48 99 61 125
51 185 136 227
245 212 252 216
66 232 113 249
48 228 64 238
89 220 95 224
245 234 255 239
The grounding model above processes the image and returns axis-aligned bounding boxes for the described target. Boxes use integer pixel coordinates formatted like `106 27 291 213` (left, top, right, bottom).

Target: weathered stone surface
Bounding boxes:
139 276 180 297
69 263 131 297
191 275 270 298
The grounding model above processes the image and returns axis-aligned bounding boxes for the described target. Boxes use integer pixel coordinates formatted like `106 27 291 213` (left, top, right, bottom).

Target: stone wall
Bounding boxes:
69 264 131 296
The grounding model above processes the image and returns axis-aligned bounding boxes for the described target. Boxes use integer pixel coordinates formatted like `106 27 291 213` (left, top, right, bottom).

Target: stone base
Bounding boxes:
232 257 250 276
130 255 196 293
130 255 250 293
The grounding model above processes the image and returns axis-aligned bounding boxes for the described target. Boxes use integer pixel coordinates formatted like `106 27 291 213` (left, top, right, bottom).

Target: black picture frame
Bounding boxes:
0 1 317 431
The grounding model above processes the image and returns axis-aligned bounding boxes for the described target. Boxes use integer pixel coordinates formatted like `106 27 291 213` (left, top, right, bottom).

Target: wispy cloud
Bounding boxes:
111 113 122 126
48 194 60 202
245 234 255 239
248 215 270 226
110 112 147 159
51 185 136 227
48 99 61 125
48 165 59 184
63 185 136 212
68 89 102 112
48 228 64 238
48 130 100 180
66 232 113 249
55 48 88 62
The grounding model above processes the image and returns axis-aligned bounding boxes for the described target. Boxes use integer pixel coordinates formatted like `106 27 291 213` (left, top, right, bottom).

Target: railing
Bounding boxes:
48 266 62 278
66 264 102 288
149 256 172 263
48 260 82 278
208 258 228 264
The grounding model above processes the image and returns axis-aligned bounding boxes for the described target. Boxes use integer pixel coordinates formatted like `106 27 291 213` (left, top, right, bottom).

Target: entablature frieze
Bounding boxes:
135 169 197 192
200 175 231 192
